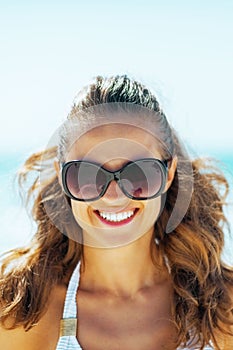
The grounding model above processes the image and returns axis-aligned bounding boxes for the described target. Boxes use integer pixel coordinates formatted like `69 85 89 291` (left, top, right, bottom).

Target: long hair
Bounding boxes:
0 75 232 349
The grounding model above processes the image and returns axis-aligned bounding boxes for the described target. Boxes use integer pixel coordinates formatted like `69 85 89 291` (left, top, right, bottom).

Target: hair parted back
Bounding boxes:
0 75 232 349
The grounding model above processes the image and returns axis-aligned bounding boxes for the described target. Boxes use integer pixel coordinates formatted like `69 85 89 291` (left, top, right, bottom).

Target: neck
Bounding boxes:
79 230 168 297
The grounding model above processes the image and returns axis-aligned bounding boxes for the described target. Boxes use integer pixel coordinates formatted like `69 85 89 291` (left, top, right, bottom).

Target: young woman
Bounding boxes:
0 75 233 349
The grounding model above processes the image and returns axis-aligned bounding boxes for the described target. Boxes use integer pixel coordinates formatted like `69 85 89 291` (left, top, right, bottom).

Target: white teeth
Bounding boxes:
99 210 135 222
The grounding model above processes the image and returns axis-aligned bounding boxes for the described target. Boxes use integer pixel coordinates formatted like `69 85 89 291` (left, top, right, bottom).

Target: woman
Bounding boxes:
0 75 233 349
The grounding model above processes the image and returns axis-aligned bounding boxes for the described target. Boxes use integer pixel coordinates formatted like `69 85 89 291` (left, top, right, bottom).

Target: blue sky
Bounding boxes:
0 0 233 156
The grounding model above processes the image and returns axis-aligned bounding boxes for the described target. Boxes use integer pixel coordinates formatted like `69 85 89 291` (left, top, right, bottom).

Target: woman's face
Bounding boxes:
59 124 176 248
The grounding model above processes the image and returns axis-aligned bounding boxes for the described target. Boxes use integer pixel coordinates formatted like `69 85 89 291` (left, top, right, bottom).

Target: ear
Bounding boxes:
164 156 177 192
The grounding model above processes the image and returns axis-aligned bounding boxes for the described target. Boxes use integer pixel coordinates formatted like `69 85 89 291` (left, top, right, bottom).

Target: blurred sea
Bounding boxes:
0 151 233 264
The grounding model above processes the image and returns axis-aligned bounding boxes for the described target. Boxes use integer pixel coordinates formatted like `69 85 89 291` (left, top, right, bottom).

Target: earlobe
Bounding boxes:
165 156 177 192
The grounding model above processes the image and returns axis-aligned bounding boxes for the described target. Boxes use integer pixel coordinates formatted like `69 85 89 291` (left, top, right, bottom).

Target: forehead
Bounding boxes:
66 124 162 162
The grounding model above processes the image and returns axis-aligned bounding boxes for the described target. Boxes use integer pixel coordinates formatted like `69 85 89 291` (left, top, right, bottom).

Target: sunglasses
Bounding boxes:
61 158 169 202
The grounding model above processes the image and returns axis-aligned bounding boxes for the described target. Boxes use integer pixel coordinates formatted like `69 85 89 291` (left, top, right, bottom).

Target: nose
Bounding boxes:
102 180 128 202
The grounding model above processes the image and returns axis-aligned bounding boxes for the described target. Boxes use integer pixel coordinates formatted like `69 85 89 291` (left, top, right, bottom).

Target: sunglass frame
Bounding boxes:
61 158 168 202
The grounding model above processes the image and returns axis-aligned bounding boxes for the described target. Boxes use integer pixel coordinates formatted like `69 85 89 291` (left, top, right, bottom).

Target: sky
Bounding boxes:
0 0 233 157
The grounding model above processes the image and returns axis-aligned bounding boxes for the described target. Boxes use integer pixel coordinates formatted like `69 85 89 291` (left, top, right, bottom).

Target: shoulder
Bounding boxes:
0 283 67 350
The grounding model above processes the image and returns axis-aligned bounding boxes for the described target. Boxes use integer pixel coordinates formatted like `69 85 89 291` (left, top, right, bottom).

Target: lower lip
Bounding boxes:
94 209 139 227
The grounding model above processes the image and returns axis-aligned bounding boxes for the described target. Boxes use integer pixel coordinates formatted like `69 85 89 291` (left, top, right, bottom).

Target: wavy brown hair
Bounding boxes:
1 75 233 349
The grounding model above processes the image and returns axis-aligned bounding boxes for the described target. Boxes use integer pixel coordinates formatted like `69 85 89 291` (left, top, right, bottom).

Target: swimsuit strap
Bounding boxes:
56 261 83 350
62 262 81 320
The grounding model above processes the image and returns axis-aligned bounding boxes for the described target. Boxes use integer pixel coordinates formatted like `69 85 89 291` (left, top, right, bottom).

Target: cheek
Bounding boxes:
131 197 162 239
71 201 92 225
148 196 161 210
144 197 162 222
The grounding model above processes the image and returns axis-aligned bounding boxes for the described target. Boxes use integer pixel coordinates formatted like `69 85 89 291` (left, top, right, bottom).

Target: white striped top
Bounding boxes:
56 262 82 349
56 262 214 350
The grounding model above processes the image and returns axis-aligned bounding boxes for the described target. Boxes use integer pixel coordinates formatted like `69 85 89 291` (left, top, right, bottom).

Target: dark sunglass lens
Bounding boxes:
120 160 164 199
65 162 107 200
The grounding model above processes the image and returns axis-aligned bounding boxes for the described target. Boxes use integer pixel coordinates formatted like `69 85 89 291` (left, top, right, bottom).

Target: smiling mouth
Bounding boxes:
94 208 139 225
